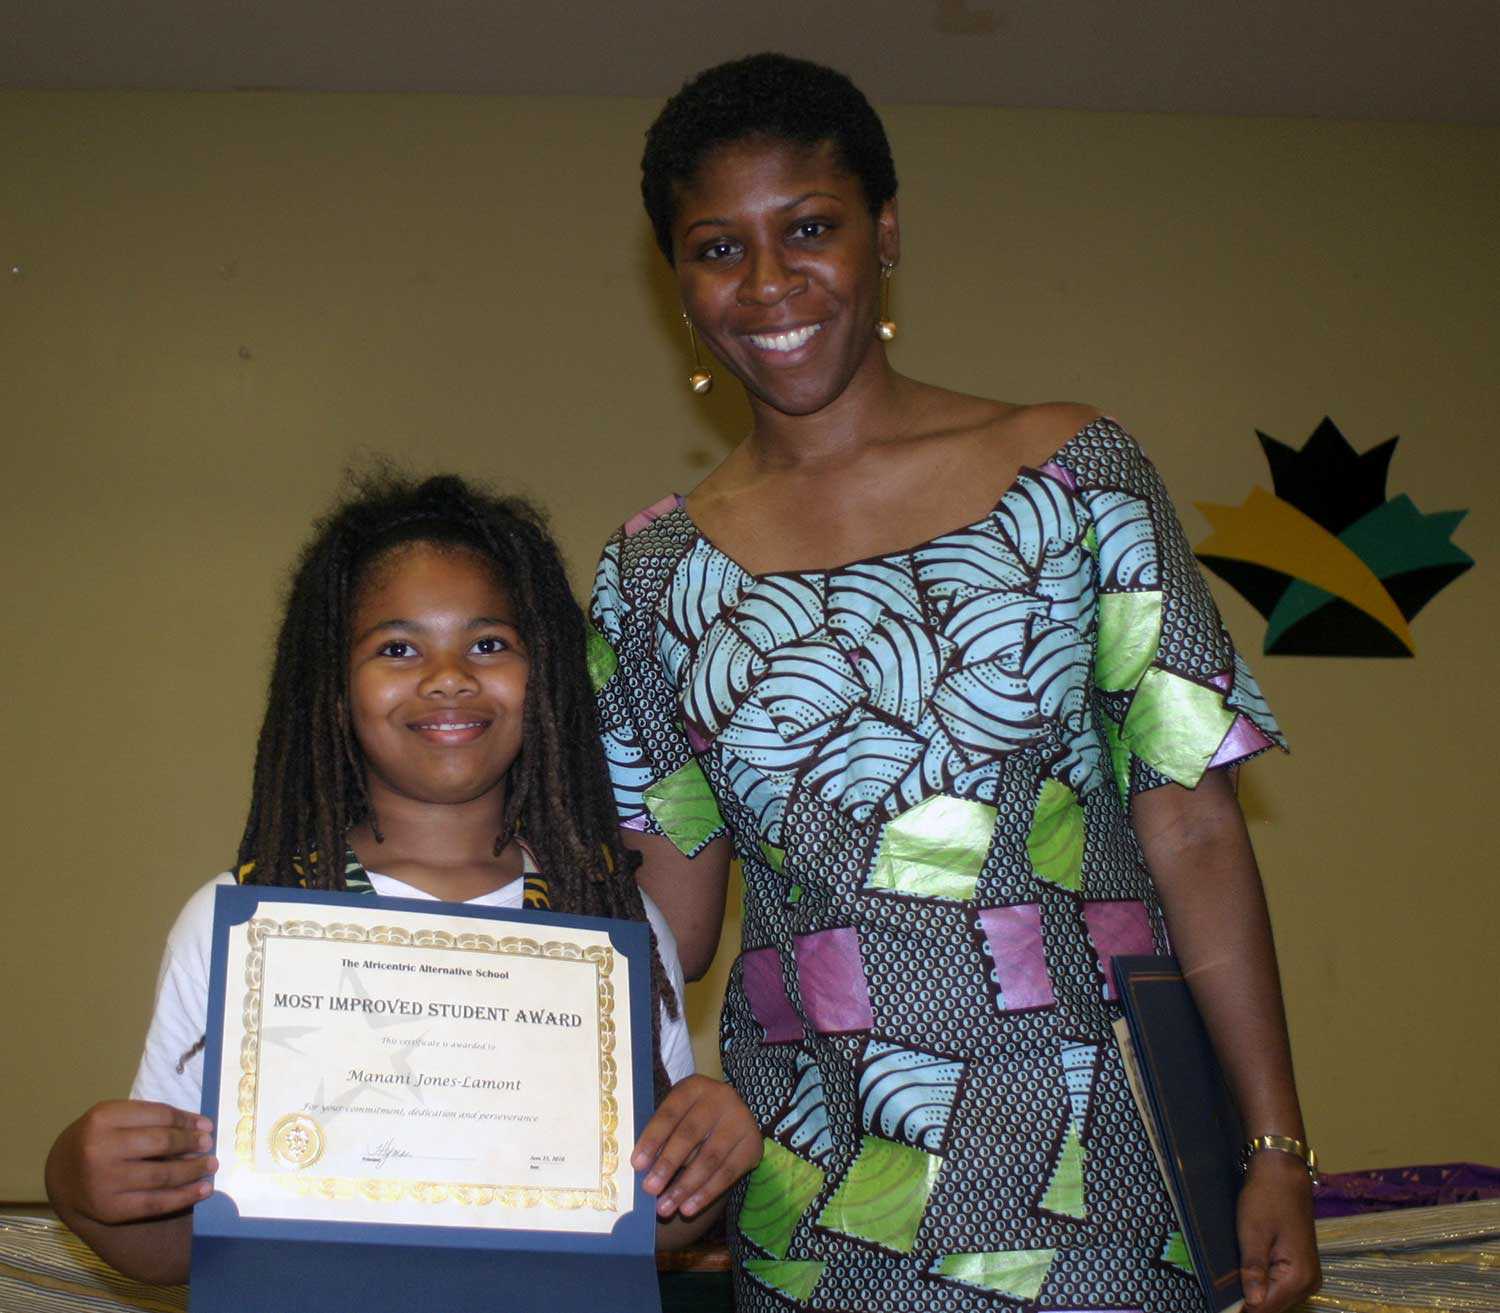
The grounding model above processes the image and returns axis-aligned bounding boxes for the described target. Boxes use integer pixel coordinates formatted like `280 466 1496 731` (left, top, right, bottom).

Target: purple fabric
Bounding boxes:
684 719 713 755
1038 461 1079 493
792 928 874 1034
618 812 650 832
623 492 682 538
1081 901 1155 1001
977 904 1055 1011
1208 714 1275 768
741 947 803 1044
1314 1162 1500 1218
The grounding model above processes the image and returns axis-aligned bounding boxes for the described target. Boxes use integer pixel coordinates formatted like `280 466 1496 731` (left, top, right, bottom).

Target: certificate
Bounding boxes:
191 886 660 1313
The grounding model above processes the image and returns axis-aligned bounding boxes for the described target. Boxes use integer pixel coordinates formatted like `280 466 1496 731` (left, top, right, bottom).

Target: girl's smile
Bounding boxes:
347 543 528 813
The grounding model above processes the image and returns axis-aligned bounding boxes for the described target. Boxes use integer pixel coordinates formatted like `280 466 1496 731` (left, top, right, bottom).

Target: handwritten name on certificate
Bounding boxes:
210 898 637 1233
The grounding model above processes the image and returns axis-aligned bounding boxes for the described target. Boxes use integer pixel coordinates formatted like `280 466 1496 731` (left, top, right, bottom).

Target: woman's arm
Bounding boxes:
1130 769 1319 1313
625 831 733 981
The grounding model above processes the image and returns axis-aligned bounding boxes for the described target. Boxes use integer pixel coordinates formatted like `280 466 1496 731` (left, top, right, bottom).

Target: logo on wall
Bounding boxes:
1194 418 1473 657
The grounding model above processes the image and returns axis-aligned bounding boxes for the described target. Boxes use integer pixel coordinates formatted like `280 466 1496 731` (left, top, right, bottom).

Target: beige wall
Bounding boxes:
2 90 1495 1200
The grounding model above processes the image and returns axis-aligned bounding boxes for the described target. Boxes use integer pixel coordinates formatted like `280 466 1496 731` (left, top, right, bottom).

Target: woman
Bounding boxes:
592 53 1319 1313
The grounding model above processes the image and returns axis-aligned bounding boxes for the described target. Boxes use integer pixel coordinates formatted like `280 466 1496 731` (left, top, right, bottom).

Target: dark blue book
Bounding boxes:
1112 955 1245 1313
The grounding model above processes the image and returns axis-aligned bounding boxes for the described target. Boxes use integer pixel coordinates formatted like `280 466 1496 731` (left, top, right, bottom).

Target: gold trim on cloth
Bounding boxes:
236 917 620 1212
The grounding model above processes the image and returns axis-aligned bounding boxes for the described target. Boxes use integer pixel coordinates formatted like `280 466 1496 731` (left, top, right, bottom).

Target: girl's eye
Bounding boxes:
472 636 509 655
377 640 415 658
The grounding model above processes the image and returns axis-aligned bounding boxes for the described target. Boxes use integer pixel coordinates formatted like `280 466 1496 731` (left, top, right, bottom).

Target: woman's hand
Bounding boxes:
632 1074 762 1219
1238 1149 1321 1312
47 1099 216 1226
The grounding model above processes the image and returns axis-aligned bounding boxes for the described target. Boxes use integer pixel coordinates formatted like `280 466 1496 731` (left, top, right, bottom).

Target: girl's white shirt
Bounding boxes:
131 863 696 1112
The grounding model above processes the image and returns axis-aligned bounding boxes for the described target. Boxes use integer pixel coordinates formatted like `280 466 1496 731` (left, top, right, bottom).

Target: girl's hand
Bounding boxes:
47 1100 216 1225
632 1075 762 1219
1237 1150 1321 1312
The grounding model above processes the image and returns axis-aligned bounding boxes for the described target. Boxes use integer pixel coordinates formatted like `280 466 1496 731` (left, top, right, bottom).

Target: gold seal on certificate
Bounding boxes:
208 895 639 1235
268 1114 326 1169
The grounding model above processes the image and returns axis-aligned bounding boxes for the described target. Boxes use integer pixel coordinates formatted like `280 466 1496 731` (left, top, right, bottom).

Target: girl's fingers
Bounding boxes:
119 1125 214 1161
662 1131 758 1217
103 1101 211 1133
114 1177 215 1220
643 1117 710 1198
120 1155 218 1195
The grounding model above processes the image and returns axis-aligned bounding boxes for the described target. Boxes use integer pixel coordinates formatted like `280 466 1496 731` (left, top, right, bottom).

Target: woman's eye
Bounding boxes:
472 636 509 655
700 239 739 262
793 220 831 240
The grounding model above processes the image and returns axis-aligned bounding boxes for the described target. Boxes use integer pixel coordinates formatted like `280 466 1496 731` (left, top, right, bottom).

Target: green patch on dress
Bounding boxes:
817 1136 941 1255
742 1259 826 1303
1084 524 1099 554
1121 668 1237 788
1039 1122 1086 1219
1026 779 1085 892
868 794 997 901
761 842 785 874
930 1248 1058 1300
1095 591 1163 692
739 1139 825 1259
787 883 803 905
643 757 724 855
1161 1230 1195 1274
584 624 618 692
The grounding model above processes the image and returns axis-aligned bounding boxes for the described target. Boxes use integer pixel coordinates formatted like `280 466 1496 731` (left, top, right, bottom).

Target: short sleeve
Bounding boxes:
1058 419 1287 800
130 875 231 1111
589 515 727 857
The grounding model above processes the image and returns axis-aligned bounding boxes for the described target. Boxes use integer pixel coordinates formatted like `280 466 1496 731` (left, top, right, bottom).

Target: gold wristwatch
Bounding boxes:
1241 1134 1319 1184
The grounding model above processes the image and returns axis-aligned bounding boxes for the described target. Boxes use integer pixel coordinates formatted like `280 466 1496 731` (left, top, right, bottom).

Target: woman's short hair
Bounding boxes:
641 52 898 261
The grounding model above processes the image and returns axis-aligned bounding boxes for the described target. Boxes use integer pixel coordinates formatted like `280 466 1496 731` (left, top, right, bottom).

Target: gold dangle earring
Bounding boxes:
683 313 714 395
876 261 898 342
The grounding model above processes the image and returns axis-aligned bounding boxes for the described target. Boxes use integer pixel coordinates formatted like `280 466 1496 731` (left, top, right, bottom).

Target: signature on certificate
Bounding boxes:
361 1138 475 1170
362 1138 414 1168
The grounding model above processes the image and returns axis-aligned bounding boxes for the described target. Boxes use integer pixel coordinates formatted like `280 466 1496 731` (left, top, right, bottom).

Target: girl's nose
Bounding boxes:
420 656 479 695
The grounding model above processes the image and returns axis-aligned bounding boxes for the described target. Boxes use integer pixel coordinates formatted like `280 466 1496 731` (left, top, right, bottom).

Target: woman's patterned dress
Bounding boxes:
590 419 1285 1312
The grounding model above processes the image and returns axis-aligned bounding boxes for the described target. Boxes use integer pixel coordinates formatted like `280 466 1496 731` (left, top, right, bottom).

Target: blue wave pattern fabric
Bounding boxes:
591 420 1285 1311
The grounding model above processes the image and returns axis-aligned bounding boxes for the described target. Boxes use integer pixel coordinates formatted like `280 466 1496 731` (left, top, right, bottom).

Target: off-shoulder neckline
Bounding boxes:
668 419 1105 583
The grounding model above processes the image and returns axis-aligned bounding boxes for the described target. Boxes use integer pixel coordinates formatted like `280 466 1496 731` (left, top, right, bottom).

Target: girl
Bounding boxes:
46 470 760 1285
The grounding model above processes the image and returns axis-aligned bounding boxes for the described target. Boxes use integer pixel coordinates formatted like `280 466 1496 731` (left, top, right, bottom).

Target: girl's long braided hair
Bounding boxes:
236 467 679 1099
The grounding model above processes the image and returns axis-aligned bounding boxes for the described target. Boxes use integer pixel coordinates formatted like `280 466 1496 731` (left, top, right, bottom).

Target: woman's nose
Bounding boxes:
738 243 802 306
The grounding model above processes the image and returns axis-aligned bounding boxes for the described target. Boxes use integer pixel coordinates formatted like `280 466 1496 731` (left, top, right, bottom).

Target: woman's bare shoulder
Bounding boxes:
991 400 1105 460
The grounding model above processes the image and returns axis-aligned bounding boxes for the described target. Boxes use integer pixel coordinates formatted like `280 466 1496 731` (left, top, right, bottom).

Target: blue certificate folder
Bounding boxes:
1112 955 1245 1313
192 885 661 1312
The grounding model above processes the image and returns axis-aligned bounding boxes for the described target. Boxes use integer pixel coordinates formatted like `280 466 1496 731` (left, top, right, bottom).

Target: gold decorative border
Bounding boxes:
234 916 620 1212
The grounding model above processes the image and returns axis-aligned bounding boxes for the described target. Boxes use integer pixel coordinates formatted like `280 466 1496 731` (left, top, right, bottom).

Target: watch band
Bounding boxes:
1241 1133 1319 1182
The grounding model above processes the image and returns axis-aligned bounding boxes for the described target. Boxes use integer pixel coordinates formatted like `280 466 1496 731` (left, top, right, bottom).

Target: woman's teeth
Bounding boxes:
748 323 822 352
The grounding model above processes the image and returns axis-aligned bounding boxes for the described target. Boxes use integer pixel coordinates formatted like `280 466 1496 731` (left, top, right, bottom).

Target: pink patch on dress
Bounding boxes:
683 719 713 755
1208 713 1275 769
792 928 874 1034
1038 461 1078 493
977 904 1055 1011
619 813 650 832
1082 901 1155 1001
1209 669 1233 692
741 947 804 1044
623 493 682 538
